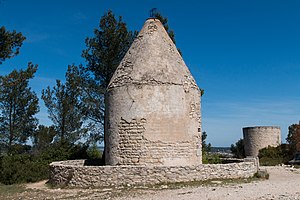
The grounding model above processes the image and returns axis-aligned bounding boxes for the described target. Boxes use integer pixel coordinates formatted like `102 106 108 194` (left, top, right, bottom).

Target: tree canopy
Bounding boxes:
287 123 300 152
230 138 245 158
0 26 26 64
42 65 85 145
82 10 137 89
0 63 39 152
80 10 137 143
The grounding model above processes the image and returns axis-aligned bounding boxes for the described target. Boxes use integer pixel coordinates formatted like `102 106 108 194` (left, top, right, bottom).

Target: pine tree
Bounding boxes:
32 125 56 153
0 26 26 64
0 63 39 152
76 65 105 143
80 10 137 142
82 10 137 89
42 65 84 145
287 123 300 153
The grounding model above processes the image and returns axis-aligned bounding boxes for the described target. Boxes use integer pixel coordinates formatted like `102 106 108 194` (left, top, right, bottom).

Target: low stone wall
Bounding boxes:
49 158 258 188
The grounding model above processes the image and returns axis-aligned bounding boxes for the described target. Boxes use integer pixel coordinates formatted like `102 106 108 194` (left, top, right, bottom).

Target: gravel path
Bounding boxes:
116 166 300 200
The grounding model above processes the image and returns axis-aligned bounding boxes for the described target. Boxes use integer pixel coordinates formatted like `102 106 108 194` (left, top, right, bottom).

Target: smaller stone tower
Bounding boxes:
243 126 281 157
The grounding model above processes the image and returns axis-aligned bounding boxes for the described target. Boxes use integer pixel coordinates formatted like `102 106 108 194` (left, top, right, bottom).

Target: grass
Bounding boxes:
148 177 263 190
0 183 26 197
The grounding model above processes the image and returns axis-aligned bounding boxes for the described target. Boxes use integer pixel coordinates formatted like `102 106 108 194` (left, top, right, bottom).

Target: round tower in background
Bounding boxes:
243 126 281 157
104 18 202 166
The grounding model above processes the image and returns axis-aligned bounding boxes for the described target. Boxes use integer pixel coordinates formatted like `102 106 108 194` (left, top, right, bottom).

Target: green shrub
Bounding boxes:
0 143 92 185
87 144 102 159
258 144 293 166
230 139 245 158
254 170 269 179
202 153 222 164
0 154 49 184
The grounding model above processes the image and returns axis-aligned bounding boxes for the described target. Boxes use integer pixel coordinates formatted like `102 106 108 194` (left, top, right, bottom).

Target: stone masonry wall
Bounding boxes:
243 126 281 157
117 118 198 165
49 158 258 188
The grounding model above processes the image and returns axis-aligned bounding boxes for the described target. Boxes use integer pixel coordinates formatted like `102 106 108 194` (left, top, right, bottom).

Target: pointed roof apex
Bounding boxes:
108 18 199 91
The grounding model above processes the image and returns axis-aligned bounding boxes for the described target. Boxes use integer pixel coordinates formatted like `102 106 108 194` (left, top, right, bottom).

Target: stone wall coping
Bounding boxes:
50 158 257 168
243 126 280 130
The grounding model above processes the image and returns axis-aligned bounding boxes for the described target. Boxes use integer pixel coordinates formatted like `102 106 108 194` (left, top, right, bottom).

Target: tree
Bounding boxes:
76 65 105 143
202 131 211 153
287 122 300 153
0 63 39 152
42 65 85 145
81 10 136 143
202 131 221 164
82 10 137 89
230 138 245 158
258 144 293 166
32 125 56 153
0 26 26 64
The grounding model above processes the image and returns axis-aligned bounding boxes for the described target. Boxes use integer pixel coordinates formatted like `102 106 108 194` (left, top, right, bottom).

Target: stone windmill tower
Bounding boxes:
104 17 202 166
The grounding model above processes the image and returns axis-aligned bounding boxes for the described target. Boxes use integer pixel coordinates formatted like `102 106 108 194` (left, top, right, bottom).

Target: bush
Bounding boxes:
202 153 222 164
87 144 102 159
258 144 293 166
230 139 245 158
0 143 92 185
254 170 269 179
0 154 49 184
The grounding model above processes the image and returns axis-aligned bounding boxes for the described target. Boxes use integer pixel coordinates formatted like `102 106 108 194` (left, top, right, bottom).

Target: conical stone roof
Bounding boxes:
108 18 198 91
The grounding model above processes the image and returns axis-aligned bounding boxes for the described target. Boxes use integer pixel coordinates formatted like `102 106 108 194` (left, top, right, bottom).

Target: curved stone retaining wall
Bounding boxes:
49 158 258 188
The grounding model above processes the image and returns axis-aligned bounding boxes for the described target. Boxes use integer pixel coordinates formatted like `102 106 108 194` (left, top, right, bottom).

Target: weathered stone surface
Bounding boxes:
49 158 258 188
105 18 202 166
243 126 281 157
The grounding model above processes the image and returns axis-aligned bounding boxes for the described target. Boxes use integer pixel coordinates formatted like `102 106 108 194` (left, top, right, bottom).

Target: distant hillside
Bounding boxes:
211 147 231 153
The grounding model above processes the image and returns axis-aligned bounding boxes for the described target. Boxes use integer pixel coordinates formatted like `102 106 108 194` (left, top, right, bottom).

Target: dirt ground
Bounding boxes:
1 165 300 200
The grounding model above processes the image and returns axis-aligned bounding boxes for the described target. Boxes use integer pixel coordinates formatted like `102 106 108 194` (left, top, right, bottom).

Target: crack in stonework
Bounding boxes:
108 75 200 91
108 78 184 90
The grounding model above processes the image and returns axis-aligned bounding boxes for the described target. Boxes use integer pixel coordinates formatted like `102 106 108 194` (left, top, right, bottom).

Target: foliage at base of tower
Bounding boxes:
230 138 245 158
258 144 293 166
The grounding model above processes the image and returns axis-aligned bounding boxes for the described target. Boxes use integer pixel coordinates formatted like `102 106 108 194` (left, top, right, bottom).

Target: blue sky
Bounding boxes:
1 0 300 146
